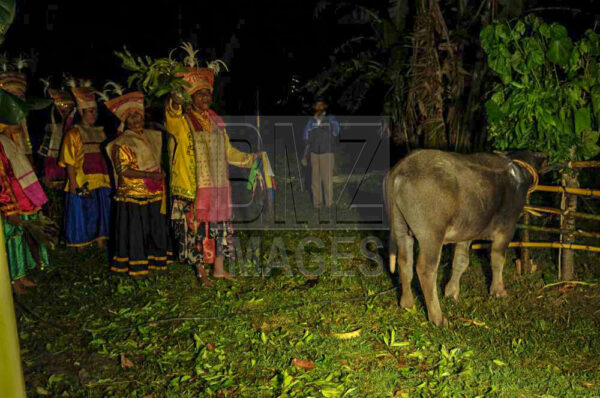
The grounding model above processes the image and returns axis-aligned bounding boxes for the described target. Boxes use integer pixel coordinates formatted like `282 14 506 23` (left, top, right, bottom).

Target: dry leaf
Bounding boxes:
558 284 576 294
329 328 362 339
120 353 134 370
457 317 488 329
206 343 216 351
292 358 315 370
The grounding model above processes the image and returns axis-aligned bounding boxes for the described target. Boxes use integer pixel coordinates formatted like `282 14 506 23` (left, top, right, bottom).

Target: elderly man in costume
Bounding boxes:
58 80 111 250
104 89 171 278
0 124 49 295
0 67 34 163
38 83 75 189
166 62 260 286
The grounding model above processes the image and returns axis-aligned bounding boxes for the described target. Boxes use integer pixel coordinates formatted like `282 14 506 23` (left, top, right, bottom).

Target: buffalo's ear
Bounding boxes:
493 150 509 157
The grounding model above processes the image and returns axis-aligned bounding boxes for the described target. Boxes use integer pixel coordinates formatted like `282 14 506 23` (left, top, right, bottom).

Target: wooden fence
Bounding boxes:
472 161 600 278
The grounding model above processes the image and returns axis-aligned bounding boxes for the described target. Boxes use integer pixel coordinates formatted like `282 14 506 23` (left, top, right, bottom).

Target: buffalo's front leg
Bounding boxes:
490 239 509 297
416 240 446 326
444 241 471 301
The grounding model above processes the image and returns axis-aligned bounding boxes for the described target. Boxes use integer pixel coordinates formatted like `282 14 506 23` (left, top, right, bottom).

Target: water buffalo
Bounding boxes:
386 150 546 326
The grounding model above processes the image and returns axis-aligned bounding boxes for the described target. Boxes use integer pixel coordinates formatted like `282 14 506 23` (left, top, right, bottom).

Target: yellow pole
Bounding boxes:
0 217 26 398
471 241 600 253
534 185 600 197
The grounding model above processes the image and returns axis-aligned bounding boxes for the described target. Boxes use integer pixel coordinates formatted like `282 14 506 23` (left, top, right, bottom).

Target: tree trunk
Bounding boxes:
560 171 579 281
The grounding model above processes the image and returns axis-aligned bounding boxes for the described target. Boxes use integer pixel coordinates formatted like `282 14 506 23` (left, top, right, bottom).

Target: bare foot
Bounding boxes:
12 280 28 295
213 270 236 281
97 240 106 249
196 265 214 287
20 278 37 288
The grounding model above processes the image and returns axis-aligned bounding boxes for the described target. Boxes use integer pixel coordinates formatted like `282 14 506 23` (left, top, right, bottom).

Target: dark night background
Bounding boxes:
3 0 346 118
3 0 600 135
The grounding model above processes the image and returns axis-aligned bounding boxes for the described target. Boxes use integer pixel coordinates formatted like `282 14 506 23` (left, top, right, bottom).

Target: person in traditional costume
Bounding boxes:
0 60 34 163
104 88 171 278
165 55 260 286
58 79 111 250
0 124 49 295
38 80 75 189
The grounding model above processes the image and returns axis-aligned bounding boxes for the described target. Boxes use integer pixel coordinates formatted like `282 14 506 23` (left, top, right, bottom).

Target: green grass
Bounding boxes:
15 231 600 397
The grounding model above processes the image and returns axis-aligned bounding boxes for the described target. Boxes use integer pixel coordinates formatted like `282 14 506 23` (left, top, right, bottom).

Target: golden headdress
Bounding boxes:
41 78 75 116
67 77 97 111
177 42 228 95
102 82 144 134
0 55 28 99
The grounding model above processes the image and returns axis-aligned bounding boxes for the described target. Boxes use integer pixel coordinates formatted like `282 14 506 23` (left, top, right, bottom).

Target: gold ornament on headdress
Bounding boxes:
177 42 228 96
67 76 97 111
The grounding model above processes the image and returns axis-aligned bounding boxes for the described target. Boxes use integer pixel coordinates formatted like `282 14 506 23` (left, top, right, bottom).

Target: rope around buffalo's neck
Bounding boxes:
512 159 539 194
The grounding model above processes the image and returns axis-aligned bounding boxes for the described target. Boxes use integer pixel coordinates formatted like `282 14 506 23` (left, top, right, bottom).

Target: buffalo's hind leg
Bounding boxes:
397 233 415 309
389 209 415 309
416 239 446 326
444 241 471 301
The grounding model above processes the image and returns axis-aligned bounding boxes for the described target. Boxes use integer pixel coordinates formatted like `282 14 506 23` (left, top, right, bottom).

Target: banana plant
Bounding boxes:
0 0 30 126
0 89 26 125
0 0 15 45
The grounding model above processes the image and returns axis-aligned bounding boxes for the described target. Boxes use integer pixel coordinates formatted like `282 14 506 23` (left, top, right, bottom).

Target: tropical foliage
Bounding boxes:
0 0 26 125
0 0 15 45
306 1 408 127
483 15 600 164
115 43 229 106
308 0 524 151
0 88 25 124
114 47 190 100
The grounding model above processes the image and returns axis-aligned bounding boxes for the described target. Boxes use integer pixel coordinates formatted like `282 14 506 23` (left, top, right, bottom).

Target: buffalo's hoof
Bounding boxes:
490 287 508 298
432 316 448 327
399 295 414 309
444 284 459 301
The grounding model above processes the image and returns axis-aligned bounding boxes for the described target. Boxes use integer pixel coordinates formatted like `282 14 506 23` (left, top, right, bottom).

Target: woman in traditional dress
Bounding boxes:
0 124 49 295
105 90 171 278
58 80 111 250
165 62 260 286
0 67 34 163
38 84 75 189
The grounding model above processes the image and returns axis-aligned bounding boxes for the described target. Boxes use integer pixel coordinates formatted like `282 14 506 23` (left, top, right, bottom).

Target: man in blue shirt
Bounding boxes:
302 97 340 211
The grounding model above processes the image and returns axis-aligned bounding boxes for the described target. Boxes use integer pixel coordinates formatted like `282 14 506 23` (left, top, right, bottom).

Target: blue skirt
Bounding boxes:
64 187 111 247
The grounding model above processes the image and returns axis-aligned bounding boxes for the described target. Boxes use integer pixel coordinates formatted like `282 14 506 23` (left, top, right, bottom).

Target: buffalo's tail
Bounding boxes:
384 171 398 274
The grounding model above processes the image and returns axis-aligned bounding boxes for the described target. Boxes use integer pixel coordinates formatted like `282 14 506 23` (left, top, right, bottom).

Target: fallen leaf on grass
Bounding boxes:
206 343 216 351
120 354 134 370
292 358 315 370
456 317 488 329
558 284 576 294
493 359 507 367
581 381 594 389
329 328 362 339
36 387 50 396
